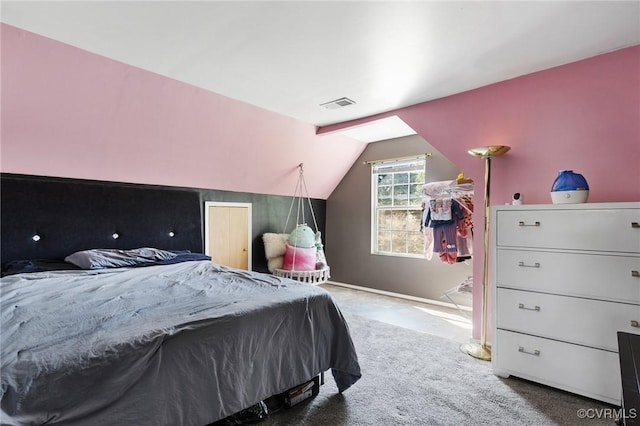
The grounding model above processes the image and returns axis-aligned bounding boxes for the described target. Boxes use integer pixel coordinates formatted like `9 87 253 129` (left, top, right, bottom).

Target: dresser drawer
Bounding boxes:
495 208 640 253
496 249 640 303
492 330 621 405
496 288 640 352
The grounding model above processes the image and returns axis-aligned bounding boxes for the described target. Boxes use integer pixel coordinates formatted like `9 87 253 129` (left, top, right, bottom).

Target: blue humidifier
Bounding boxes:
550 170 589 204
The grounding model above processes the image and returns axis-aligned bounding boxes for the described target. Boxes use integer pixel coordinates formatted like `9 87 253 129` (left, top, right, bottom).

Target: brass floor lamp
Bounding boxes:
461 145 510 361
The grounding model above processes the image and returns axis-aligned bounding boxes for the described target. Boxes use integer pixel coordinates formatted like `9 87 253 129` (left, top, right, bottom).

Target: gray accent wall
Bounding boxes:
199 189 325 274
325 135 473 307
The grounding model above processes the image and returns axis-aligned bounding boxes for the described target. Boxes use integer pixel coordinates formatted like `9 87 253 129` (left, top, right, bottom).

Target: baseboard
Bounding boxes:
324 280 472 312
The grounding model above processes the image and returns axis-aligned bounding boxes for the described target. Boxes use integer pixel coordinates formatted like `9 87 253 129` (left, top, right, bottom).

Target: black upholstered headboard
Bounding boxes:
1 174 203 264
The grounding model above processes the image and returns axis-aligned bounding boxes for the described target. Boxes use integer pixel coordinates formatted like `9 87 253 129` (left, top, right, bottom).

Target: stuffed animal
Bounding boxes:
315 231 327 270
288 224 316 248
282 225 328 271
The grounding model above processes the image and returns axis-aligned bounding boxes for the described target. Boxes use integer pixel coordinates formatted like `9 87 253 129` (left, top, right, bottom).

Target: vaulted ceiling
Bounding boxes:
2 1 638 138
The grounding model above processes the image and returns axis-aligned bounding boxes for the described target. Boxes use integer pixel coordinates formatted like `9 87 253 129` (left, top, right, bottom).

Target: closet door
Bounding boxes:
205 202 252 270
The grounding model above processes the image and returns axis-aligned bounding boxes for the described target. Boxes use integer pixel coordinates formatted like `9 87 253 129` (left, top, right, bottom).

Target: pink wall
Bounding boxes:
322 45 640 341
0 24 366 199
3 23 639 342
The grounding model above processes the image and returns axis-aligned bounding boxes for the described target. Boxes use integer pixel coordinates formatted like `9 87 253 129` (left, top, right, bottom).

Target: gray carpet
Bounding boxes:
261 313 616 425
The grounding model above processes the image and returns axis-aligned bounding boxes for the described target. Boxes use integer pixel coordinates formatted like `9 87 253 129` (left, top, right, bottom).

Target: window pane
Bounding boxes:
378 210 394 230
394 172 409 185
407 210 423 231
407 231 425 254
377 231 392 252
409 182 423 198
378 186 392 206
409 193 422 207
409 182 423 207
393 185 409 206
391 210 407 230
378 174 392 185
391 232 408 254
410 171 424 183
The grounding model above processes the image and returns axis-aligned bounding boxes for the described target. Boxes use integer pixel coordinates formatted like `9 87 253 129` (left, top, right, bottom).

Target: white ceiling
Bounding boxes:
2 1 639 138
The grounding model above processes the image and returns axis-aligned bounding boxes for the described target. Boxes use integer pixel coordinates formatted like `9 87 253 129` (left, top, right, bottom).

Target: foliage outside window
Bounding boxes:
371 157 425 256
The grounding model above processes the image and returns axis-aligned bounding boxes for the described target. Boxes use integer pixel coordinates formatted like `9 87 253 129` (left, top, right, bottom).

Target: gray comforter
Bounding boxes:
0 261 361 425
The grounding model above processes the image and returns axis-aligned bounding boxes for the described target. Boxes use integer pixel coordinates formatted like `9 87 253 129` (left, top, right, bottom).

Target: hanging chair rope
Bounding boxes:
274 163 330 284
283 163 319 234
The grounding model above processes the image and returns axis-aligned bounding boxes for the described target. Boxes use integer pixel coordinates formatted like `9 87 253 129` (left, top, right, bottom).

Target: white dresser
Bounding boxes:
491 202 640 405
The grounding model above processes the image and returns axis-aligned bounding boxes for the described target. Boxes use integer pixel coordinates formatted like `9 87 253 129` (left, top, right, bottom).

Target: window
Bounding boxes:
371 156 425 256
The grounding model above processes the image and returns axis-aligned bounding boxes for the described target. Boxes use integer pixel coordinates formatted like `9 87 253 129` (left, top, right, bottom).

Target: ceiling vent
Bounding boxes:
320 97 356 109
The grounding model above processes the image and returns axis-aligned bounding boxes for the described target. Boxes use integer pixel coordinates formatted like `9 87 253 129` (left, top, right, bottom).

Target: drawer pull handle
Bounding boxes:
518 303 540 312
518 261 541 268
631 320 640 328
518 347 540 356
632 222 640 229
518 221 541 227
632 270 640 278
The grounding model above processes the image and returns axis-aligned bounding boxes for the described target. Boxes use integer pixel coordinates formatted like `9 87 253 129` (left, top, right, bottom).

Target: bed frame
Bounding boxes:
1 174 359 425
1 174 203 263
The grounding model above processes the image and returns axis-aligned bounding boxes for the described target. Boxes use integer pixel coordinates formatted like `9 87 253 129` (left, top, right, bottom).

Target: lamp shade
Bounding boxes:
467 145 511 159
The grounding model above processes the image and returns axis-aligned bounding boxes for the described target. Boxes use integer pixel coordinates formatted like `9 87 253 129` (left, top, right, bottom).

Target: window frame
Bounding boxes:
370 156 426 258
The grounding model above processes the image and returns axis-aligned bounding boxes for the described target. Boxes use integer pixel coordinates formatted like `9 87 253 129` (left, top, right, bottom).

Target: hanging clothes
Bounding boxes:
455 194 474 260
424 197 462 265
421 180 474 264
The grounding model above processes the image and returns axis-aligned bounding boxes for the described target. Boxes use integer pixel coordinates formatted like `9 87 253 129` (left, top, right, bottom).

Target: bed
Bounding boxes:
0 174 361 425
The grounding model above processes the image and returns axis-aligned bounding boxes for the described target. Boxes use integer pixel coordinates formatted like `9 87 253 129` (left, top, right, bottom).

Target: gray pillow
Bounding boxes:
65 247 177 270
